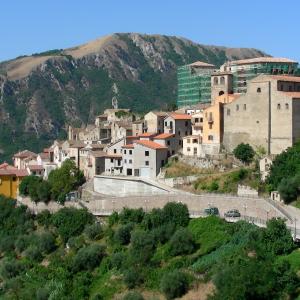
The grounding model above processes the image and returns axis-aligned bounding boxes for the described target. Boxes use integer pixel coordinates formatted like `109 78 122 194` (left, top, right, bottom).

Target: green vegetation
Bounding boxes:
267 142 300 203
19 160 85 203
0 195 299 299
233 143 255 164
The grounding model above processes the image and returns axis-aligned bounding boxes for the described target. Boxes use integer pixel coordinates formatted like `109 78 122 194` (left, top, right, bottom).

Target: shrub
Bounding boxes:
72 244 105 272
160 270 189 299
37 232 56 254
110 252 126 270
24 245 43 262
36 210 52 227
15 235 30 253
233 143 255 164
168 228 195 256
19 176 41 196
119 208 145 224
123 291 144 300
162 202 189 228
36 181 51 203
114 223 134 245
208 181 219 192
124 268 143 289
0 258 24 280
278 177 299 203
84 223 103 240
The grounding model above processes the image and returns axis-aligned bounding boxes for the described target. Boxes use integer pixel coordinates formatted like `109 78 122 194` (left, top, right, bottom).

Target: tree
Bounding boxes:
263 218 294 255
123 268 143 289
84 223 103 240
19 176 41 196
36 181 51 203
168 228 195 256
233 143 255 164
72 244 105 272
119 208 145 224
160 270 189 300
51 207 94 243
48 159 85 203
278 176 299 203
162 202 190 228
114 223 134 245
37 232 56 254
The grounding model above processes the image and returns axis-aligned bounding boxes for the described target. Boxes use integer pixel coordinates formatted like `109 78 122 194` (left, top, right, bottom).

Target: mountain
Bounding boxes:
0 33 267 161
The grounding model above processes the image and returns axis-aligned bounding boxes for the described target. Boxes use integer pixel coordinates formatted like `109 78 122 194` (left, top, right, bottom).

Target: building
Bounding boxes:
177 61 216 107
164 113 192 152
177 57 299 108
259 156 273 182
13 150 37 169
223 75 300 155
144 111 168 134
0 163 28 198
153 133 176 157
191 111 204 136
182 135 202 156
132 119 145 136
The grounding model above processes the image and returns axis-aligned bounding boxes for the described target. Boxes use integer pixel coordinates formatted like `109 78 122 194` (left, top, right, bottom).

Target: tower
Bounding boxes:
211 73 233 104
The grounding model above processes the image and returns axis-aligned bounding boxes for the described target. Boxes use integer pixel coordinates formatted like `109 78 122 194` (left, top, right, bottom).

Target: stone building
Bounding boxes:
223 75 300 155
144 111 168 134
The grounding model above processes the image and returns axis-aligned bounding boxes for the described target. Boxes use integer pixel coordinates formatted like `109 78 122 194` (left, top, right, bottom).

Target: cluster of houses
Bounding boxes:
1 57 300 199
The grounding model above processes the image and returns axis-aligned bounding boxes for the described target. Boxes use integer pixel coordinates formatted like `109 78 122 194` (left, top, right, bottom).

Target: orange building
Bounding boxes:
0 163 28 199
202 94 239 144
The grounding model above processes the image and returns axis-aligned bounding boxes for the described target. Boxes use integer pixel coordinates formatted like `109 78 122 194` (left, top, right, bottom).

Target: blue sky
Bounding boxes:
1 0 299 63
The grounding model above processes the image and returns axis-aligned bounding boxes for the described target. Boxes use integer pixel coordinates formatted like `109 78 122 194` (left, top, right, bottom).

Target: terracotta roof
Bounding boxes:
189 61 215 68
279 91 300 98
168 113 192 120
0 168 28 177
135 140 168 150
28 165 44 171
0 162 9 169
229 57 297 65
13 150 37 159
69 141 85 148
38 153 49 160
122 144 135 149
138 132 156 137
154 133 174 139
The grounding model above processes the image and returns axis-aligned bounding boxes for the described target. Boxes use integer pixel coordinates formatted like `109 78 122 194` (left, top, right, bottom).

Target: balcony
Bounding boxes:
208 118 214 124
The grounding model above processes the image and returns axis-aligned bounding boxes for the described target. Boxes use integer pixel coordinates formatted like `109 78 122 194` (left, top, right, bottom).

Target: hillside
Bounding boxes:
0 33 267 161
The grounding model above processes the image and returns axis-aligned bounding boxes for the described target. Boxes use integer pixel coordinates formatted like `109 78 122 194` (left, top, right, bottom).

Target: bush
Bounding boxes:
110 252 126 270
15 235 30 253
114 223 134 245
84 223 103 240
0 258 24 280
119 208 145 224
168 228 195 256
123 291 144 300
36 210 51 227
24 245 43 262
233 143 255 164
37 232 56 254
278 177 299 203
19 176 41 196
123 268 143 289
208 181 219 192
72 244 105 272
162 202 189 228
51 207 94 243
36 181 51 203
160 270 189 299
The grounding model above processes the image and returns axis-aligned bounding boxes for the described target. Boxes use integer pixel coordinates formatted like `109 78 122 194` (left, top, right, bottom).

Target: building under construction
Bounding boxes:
177 57 299 108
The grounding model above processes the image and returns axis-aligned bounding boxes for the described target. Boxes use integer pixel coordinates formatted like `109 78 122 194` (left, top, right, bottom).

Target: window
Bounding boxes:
194 148 197 154
277 103 281 110
187 147 191 152
214 77 218 85
145 161 149 166
208 135 214 141
145 151 149 156
114 149 117 154
209 123 212 129
129 150 132 155
220 76 225 84
124 150 127 154
257 87 261 93
236 104 239 111
165 121 167 126
129 159 132 164
289 86 292 91
285 103 289 110
227 109 231 116
178 131 181 136
200 118 203 122
161 160 164 166
185 121 188 126
281 84 284 91
167 140 170 146
110 158 113 163
192 139 197 144
195 118 199 123
124 159 127 163
185 131 188 135
187 139 190 143
179 140 182 146
243 104 246 110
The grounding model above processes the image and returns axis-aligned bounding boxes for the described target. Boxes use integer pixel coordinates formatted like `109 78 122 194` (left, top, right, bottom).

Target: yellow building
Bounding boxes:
202 94 239 144
0 163 28 199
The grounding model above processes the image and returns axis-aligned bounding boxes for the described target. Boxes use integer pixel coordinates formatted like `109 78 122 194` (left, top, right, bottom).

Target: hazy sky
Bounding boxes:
1 0 299 63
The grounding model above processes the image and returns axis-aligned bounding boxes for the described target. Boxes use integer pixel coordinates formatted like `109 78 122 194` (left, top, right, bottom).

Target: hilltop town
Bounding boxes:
1 56 300 200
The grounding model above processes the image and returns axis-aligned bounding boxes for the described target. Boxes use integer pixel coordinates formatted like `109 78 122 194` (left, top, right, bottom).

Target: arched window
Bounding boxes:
214 77 218 85
277 103 281 110
285 103 289 110
219 91 224 96
257 87 261 93
220 76 225 85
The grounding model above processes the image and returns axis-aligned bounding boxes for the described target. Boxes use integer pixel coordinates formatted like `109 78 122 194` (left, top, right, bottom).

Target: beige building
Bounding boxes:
223 75 300 155
144 111 168 134
182 135 202 156
13 150 37 169
191 112 204 136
